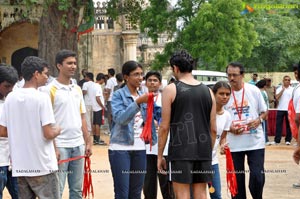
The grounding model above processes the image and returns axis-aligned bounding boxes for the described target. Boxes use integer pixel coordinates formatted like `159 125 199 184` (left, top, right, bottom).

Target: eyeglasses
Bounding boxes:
130 72 144 78
227 73 241 78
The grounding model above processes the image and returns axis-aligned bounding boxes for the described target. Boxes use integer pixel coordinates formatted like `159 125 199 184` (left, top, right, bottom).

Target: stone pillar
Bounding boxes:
122 31 139 62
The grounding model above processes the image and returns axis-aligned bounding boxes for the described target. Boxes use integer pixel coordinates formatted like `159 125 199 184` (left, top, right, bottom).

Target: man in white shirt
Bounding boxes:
82 72 94 139
91 73 106 145
0 64 18 199
273 75 293 145
225 62 267 199
42 50 92 199
104 68 117 132
0 57 61 198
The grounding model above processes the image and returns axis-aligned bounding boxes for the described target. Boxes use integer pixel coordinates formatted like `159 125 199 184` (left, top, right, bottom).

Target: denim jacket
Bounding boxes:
110 85 157 146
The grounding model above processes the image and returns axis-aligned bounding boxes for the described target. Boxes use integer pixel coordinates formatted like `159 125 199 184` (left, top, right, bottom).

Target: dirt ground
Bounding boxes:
3 133 300 199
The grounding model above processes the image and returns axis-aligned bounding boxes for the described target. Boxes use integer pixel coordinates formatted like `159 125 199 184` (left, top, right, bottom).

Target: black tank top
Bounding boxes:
168 81 213 161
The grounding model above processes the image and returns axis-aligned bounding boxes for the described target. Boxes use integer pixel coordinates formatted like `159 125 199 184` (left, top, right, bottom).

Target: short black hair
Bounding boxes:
85 72 94 81
21 56 48 81
226 62 245 75
169 50 195 73
145 71 162 82
256 79 266 88
55 49 76 67
96 73 106 81
108 68 115 76
0 64 18 84
115 73 123 82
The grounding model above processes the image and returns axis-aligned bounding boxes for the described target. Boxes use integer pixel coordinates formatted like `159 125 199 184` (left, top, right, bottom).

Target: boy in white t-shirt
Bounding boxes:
0 56 61 198
0 64 19 199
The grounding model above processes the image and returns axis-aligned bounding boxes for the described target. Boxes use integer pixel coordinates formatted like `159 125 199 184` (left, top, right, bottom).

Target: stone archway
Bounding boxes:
11 47 38 77
0 21 39 76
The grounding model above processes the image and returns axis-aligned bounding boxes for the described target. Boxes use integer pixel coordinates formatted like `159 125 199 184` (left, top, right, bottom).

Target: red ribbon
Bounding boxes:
102 109 105 125
57 156 94 198
225 147 238 197
58 155 85 165
82 157 94 198
140 93 154 150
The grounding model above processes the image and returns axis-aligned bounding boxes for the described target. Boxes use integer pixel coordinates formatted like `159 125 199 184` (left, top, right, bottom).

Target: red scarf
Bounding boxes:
225 147 238 197
140 93 154 150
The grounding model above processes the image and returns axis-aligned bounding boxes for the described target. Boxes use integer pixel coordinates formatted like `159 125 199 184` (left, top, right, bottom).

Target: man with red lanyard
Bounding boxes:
224 62 267 199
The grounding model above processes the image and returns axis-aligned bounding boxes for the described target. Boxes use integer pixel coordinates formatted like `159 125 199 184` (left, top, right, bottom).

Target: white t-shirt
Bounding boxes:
145 93 169 156
105 77 117 101
0 99 9 167
42 79 86 148
82 81 94 106
276 86 293 111
12 78 25 91
212 110 231 165
224 83 267 152
0 88 57 177
90 83 105 112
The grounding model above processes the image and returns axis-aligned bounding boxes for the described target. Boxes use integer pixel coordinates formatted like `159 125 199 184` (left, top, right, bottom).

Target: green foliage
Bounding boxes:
239 5 300 72
183 0 259 70
107 0 145 29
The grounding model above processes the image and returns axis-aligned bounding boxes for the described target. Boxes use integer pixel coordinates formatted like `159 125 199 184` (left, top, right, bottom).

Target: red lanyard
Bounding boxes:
232 85 245 120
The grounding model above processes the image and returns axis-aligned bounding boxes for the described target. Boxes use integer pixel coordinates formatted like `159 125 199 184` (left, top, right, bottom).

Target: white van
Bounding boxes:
192 70 228 88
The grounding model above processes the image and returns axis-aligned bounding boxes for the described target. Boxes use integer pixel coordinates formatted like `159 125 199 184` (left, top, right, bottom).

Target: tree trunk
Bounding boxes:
38 1 81 78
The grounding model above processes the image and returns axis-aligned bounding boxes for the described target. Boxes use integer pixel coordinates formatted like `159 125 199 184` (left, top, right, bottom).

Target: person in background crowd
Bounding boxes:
78 68 88 88
113 73 124 92
82 72 94 140
272 75 293 145
264 77 276 109
104 68 117 133
248 73 258 85
256 79 270 146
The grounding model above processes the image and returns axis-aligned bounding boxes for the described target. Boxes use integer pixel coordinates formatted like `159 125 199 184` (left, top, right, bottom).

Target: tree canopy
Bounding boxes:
107 0 300 72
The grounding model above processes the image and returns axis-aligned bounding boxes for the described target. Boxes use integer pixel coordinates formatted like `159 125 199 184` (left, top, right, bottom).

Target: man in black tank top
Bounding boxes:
157 50 217 199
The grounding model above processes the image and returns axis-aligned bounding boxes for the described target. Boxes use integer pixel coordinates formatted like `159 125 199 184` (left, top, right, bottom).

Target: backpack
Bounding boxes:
288 84 300 140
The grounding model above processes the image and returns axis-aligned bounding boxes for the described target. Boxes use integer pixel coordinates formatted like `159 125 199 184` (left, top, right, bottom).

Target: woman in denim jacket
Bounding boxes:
109 60 157 199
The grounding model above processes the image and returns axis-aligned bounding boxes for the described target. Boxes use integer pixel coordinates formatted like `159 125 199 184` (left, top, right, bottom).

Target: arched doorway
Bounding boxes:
11 47 38 77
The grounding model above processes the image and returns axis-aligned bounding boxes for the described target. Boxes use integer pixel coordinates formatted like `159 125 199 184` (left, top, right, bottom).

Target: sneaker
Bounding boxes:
293 183 300 189
286 141 291 145
94 141 107 145
270 141 278 145
265 142 272 146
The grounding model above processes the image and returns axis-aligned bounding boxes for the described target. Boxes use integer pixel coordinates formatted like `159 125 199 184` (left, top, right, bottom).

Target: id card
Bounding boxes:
232 119 250 133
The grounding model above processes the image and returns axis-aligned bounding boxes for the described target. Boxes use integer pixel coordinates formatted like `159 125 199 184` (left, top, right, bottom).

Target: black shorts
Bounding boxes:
169 160 212 184
93 110 102 125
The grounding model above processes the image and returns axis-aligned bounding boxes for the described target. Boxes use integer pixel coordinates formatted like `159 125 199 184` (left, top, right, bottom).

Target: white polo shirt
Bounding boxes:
0 88 57 177
42 79 86 148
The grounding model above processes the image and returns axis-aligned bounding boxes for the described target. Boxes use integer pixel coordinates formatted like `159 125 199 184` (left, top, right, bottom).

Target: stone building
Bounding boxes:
0 0 170 78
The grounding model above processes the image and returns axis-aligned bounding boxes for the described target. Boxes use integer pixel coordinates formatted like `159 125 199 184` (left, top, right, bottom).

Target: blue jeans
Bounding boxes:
231 149 265 199
109 150 146 199
0 166 18 199
58 145 85 199
209 164 222 199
